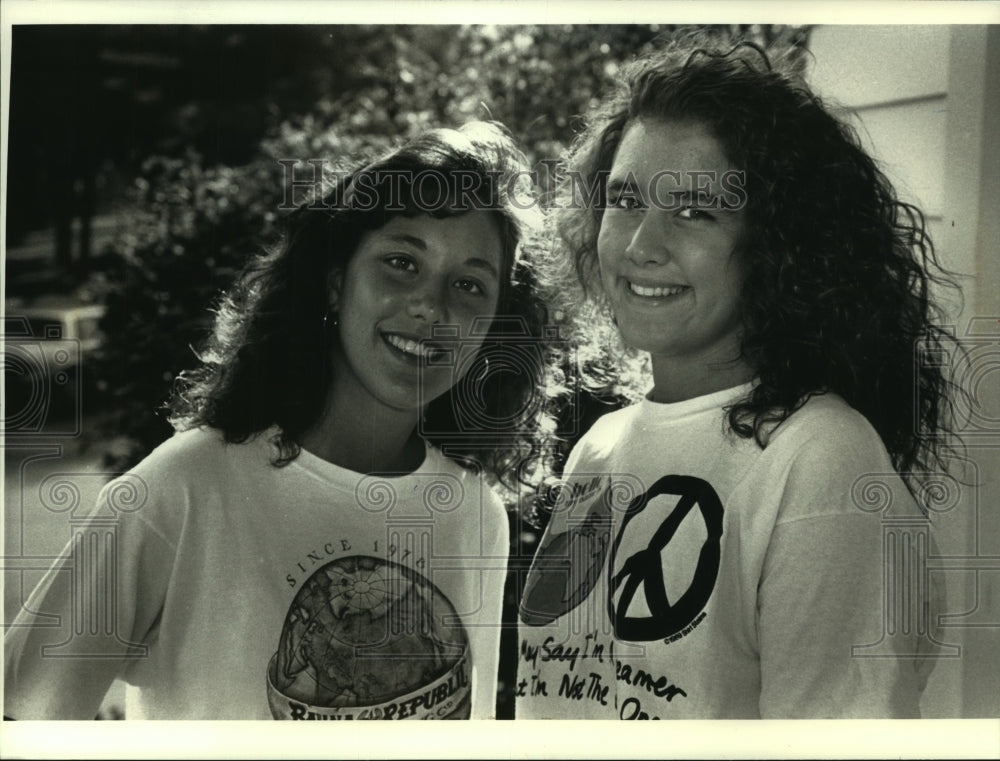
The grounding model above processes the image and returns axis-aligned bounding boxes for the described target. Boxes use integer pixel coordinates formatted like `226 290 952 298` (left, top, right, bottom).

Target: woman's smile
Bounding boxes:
330 212 503 413
624 279 692 300
380 331 449 363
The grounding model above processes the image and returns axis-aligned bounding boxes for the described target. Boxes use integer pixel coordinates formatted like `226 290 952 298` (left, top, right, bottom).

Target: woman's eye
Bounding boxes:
454 278 485 296
385 255 417 273
607 194 643 211
678 206 714 221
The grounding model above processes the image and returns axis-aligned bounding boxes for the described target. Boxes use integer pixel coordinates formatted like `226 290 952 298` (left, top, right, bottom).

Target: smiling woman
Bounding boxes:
4 122 554 720
321 212 505 459
172 122 548 477
517 35 965 720
597 119 751 403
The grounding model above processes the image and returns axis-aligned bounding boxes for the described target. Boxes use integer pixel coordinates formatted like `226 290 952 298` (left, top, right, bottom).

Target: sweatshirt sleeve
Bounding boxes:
470 489 510 720
4 474 176 720
756 417 935 718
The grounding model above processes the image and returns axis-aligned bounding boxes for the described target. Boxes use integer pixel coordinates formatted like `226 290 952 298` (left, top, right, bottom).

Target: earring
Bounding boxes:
323 311 338 332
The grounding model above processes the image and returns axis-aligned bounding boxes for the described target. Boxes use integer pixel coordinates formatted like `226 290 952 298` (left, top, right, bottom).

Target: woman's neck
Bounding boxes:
648 352 755 404
299 389 426 475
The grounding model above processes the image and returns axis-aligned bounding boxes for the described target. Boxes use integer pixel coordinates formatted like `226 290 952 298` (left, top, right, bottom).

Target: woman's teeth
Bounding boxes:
628 282 688 298
385 333 433 358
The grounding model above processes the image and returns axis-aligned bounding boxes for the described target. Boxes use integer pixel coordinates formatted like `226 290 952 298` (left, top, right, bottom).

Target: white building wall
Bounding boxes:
808 24 1000 719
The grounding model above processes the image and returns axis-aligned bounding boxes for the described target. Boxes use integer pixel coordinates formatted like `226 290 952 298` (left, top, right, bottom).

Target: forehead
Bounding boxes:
362 212 504 270
612 119 732 180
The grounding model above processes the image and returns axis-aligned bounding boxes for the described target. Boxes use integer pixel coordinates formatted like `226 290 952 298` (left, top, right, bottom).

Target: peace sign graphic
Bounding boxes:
608 475 724 642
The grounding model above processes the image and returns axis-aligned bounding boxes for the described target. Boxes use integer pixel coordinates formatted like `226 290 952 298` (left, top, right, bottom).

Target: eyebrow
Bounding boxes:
384 233 427 250
606 177 637 193
464 257 499 279
669 190 719 205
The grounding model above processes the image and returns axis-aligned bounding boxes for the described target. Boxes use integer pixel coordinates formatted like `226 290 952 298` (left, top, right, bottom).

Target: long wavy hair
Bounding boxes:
168 121 553 494
547 37 964 490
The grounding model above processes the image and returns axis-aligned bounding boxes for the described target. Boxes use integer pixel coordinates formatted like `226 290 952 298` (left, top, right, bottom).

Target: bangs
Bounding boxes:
343 166 505 217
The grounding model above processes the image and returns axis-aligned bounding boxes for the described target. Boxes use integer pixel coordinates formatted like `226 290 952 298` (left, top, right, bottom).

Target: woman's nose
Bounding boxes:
625 212 669 266
406 284 445 323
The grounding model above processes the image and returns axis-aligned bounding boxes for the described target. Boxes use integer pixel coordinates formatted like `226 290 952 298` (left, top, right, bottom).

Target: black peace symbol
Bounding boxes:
607 475 723 641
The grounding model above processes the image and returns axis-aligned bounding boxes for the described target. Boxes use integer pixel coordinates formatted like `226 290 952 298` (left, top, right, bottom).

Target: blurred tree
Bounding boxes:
6 26 373 270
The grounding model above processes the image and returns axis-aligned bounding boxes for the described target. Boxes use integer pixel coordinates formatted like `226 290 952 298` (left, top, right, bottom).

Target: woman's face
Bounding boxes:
597 118 748 376
329 211 504 414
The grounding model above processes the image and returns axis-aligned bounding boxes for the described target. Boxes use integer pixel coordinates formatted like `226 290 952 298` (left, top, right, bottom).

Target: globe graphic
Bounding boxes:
267 555 471 719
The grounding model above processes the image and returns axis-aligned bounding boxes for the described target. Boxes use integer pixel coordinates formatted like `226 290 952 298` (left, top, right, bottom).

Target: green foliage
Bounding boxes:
87 153 283 465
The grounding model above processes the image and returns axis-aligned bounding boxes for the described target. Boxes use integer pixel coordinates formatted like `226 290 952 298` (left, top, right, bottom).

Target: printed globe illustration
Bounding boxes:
267 555 471 719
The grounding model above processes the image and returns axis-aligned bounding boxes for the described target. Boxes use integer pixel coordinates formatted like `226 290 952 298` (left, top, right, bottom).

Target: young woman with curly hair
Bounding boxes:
5 121 552 720
517 39 963 719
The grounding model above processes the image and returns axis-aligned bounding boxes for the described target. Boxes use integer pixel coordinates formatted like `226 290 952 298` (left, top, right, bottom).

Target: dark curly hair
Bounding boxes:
168 121 554 495
547 37 964 491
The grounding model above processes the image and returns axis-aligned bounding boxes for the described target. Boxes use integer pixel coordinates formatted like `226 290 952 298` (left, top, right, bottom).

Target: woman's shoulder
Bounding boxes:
126 426 275 483
763 392 896 481
769 392 882 449
423 446 508 503
415 446 510 544
744 392 925 528
95 428 279 531
580 401 640 441
557 402 638 470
